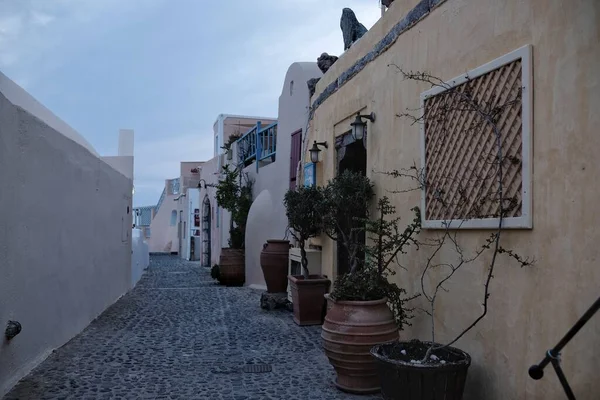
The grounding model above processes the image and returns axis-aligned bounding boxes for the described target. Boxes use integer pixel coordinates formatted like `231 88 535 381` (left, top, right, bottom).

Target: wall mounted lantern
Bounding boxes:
350 112 376 141
309 141 328 163
198 179 207 189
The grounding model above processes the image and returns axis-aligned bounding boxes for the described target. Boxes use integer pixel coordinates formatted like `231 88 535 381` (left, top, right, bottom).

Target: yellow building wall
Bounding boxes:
307 0 600 398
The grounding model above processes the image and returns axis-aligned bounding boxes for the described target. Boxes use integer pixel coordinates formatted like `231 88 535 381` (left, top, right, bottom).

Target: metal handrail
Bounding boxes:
155 187 166 215
529 295 600 399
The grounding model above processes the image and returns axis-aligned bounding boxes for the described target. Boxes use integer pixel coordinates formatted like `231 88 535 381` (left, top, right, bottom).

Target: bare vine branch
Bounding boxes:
380 64 532 362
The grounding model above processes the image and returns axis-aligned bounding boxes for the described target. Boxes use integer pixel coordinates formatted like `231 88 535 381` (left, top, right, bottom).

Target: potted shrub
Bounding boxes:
364 65 533 400
322 170 375 274
322 191 420 394
284 185 329 325
368 206 531 400
221 132 241 161
215 164 252 286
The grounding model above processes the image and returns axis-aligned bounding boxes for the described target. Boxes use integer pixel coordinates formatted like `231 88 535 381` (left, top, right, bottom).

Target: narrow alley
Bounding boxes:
4 256 380 400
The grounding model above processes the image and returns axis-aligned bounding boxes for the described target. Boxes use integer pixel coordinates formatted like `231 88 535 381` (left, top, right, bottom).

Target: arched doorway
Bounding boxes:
202 196 211 268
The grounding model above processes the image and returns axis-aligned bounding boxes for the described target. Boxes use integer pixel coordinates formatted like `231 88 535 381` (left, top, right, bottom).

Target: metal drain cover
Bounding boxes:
242 364 272 373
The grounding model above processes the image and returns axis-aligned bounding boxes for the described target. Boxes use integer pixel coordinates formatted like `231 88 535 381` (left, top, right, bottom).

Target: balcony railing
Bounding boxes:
237 124 258 165
235 121 278 171
258 123 277 161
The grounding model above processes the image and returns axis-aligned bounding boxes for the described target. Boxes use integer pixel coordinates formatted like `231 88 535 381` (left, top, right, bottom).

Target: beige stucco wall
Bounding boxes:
148 184 179 253
0 80 132 396
307 0 600 398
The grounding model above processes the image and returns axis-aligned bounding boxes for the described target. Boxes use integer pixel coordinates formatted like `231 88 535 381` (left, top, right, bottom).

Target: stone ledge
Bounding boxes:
310 0 448 117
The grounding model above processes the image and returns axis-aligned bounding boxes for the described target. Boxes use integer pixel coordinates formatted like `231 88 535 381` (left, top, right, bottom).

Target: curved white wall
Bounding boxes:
243 62 322 289
245 190 276 289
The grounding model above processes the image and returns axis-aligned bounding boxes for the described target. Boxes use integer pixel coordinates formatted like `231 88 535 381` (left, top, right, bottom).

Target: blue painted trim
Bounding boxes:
255 121 262 173
233 121 279 169
258 122 277 162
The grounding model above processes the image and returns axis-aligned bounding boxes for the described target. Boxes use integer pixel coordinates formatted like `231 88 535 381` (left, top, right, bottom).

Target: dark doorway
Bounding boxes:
335 132 367 276
289 129 302 189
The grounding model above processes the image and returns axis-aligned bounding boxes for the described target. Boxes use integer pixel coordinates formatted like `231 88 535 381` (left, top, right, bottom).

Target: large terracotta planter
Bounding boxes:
288 275 331 326
219 248 245 286
321 296 398 394
371 341 471 400
260 240 290 293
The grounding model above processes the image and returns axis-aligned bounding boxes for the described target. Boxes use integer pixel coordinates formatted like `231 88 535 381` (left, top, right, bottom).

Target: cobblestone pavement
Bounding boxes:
5 255 382 400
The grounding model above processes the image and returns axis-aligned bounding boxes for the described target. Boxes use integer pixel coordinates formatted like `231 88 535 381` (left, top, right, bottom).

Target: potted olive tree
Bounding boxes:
214 164 253 286
321 169 375 274
284 185 329 326
322 188 420 394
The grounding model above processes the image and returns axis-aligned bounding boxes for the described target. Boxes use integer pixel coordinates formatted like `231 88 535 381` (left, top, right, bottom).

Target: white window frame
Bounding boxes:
420 44 533 230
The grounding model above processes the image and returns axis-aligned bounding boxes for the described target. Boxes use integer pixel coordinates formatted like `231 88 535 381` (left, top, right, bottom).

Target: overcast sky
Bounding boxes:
0 0 381 206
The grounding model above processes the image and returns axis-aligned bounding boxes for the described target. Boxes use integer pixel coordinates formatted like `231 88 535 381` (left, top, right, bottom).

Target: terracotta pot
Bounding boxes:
371 341 471 400
260 240 290 293
219 248 245 286
288 275 331 326
321 296 398 394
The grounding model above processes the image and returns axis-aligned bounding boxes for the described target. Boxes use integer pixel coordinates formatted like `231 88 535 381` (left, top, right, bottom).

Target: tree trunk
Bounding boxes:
300 239 310 279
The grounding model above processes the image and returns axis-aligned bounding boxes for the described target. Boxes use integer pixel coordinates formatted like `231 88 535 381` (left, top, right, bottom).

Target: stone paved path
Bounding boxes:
5 255 381 400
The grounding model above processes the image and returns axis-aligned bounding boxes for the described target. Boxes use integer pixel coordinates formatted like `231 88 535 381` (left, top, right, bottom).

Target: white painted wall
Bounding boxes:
244 62 322 288
0 74 132 396
102 129 135 180
131 229 149 287
102 155 134 180
118 129 134 156
183 188 201 261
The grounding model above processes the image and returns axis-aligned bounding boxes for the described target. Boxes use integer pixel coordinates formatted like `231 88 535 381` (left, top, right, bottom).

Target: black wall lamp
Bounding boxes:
309 141 328 163
350 112 375 141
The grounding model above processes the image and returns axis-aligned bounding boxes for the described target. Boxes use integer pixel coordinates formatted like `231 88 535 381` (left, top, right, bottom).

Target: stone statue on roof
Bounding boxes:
317 53 338 74
340 8 368 51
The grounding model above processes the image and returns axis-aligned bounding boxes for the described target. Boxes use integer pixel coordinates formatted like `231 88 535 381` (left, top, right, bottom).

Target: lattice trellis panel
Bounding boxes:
420 45 532 229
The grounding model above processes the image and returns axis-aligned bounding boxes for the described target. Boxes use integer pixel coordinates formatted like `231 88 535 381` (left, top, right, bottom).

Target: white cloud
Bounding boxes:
0 0 166 85
30 11 54 26
231 1 382 107
1 0 388 207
